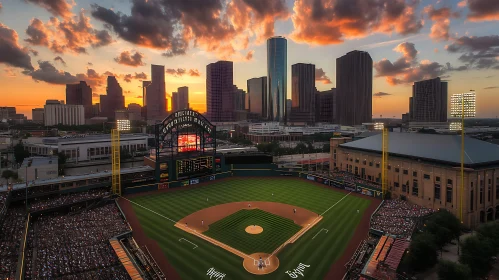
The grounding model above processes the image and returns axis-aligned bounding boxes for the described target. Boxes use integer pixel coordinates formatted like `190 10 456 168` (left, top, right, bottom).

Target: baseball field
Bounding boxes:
120 177 378 280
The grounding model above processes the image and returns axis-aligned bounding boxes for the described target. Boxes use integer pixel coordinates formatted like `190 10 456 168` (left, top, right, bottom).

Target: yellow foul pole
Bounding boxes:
460 96 465 223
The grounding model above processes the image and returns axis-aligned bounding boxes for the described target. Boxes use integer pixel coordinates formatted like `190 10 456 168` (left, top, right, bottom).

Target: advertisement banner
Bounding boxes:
210 175 215 181
323 179 329 186
182 180 190 186
361 189 373 197
158 183 169 190
190 178 200 185
345 186 357 192
306 175 315 181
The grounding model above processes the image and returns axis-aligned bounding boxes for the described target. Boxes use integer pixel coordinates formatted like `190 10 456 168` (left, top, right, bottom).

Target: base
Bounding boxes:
243 253 279 275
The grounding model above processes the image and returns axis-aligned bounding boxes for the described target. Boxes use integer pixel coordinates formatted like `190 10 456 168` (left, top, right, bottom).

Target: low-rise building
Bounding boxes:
331 132 499 227
19 157 58 182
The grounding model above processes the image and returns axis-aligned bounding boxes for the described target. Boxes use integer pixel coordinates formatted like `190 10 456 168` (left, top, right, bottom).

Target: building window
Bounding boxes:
448 179 453 185
489 178 492 185
402 184 406 192
354 166 358 175
413 171 417 177
446 185 452 203
434 184 441 200
395 168 400 173
394 182 399 187
363 160 366 165
388 165 391 170
480 186 484 204
403 169 408 175
496 181 499 200
369 162 373 167
368 175 372 181
470 190 474 211
488 184 491 202
376 163 380 168
412 180 418 196
424 174 430 180
355 159 359 163
436 176 440 182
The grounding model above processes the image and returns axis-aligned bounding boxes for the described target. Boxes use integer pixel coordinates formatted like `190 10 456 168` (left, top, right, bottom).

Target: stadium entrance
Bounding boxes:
152 110 216 187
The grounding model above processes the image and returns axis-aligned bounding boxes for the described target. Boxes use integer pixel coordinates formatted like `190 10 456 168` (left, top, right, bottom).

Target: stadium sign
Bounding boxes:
161 110 214 136
344 187 357 192
190 178 200 185
306 175 315 181
206 267 226 280
285 263 311 278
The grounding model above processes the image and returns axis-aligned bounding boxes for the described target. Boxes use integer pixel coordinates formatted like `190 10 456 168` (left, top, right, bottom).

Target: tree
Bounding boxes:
476 222 499 252
460 235 495 277
425 210 461 248
404 232 438 271
14 141 30 164
1 170 16 184
437 260 472 280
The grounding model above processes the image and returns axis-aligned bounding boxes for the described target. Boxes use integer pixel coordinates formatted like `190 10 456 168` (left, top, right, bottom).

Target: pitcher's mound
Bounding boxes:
243 253 279 275
245 225 263 234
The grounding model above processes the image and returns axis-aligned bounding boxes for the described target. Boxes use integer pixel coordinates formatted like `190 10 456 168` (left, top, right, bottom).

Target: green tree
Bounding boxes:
437 260 472 280
1 169 16 184
460 235 495 277
14 141 30 164
404 232 438 271
425 210 461 248
476 222 499 251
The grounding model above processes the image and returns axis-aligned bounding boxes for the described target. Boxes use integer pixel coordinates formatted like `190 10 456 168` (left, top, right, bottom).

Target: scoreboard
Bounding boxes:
176 156 213 179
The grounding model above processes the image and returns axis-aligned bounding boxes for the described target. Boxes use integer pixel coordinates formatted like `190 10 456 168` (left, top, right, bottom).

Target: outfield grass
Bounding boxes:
204 209 302 254
131 178 372 279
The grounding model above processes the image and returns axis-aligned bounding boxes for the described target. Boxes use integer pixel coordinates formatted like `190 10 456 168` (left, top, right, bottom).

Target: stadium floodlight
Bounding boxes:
450 92 476 118
117 119 131 131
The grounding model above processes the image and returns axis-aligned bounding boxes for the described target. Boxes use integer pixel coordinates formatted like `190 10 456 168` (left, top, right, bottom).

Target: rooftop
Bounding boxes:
21 156 57 167
339 132 499 166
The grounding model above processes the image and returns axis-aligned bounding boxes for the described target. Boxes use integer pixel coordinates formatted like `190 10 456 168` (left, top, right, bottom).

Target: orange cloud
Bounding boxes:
424 5 460 41
467 0 499 21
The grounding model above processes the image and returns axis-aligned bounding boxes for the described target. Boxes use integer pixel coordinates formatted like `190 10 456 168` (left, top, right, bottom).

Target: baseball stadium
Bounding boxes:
0 110 438 280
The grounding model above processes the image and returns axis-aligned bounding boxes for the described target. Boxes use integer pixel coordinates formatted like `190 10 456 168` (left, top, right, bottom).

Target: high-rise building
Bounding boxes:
247 77 267 118
290 63 315 124
450 92 476 118
0 107 16 120
171 92 178 112
178 86 189 110
206 61 234 122
44 100 84 126
147 65 166 121
66 81 92 118
410 77 448 122
32 108 45 123
267 36 287 122
336 50 373 125
99 76 124 119
142 81 151 107
315 88 337 123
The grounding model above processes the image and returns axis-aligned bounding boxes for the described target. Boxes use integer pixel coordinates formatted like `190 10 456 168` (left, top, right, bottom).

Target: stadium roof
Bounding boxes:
339 132 499 166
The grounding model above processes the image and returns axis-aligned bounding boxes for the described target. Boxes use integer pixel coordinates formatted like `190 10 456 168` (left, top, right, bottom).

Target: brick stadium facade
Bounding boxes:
331 133 499 228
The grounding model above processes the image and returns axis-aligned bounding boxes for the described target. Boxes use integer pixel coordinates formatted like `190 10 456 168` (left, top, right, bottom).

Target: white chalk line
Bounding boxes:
264 191 352 262
311 228 329 240
119 195 257 261
179 238 198 249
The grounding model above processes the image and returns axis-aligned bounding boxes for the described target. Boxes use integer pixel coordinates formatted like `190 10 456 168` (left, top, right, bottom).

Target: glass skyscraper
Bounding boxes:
267 36 287 122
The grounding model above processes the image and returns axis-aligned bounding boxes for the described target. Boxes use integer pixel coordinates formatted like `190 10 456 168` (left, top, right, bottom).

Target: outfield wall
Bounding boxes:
300 173 384 199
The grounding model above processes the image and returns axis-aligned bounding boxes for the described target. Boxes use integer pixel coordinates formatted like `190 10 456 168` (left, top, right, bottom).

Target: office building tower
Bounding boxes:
315 88 337 123
171 92 178 112
267 36 287 122
178 86 189 110
142 81 151 106
247 77 267 117
44 100 84 126
336 50 373 125
147 65 166 121
0 107 17 120
66 81 92 118
410 77 448 122
32 108 45 123
450 92 476 118
99 76 124 119
290 63 315 124
206 61 234 122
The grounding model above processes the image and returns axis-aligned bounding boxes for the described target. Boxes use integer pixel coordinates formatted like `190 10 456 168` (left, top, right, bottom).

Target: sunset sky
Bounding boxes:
0 0 498 119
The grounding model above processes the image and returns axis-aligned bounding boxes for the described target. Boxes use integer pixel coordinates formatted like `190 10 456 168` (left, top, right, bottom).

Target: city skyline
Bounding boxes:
1 0 499 119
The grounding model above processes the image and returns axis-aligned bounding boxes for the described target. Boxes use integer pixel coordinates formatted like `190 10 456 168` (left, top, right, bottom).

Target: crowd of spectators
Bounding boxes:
0 191 9 216
11 184 59 199
371 199 435 238
0 207 27 279
330 171 381 189
29 189 110 212
24 203 131 280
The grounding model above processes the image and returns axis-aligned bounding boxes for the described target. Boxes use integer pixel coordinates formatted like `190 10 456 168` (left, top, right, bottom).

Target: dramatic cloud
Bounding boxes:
54 56 66 66
484 86 499 90
424 5 460 41
29 48 39 56
375 42 446 85
123 72 148 83
0 23 34 70
467 0 499 21
24 60 78 84
446 62 468 71
166 68 200 77
92 0 288 59
446 35 499 69
0 2 2 11
291 0 424 45
136 95 143 98
114 51 145 67
245 50 254 61
25 0 74 19
315 68 332 84
25 11 113 54
373 92 392 97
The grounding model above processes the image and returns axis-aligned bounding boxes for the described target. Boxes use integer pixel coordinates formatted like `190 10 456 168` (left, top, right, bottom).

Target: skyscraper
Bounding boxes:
147 65 166 121
267 36 287 122
315 88 337 123
142 81 151 106
66 81 92 118
177 86 189 110
247 77 267 118
206 61 234 122
336 50 373 125
99 76 124 119
450 92 476 118
410 77 448 122
290 63 315 124
171 92 178 112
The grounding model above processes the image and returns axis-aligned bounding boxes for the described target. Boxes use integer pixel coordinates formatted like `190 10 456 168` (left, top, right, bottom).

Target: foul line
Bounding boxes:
311 228 329 240
264 191 351 262
179 238 198 249
119 195 178 224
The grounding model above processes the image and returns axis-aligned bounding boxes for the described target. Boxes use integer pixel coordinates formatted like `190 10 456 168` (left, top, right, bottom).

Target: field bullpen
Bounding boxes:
121 177 379 280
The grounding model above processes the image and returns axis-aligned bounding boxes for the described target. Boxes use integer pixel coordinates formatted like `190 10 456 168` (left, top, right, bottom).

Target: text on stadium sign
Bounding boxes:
162 110 213 135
